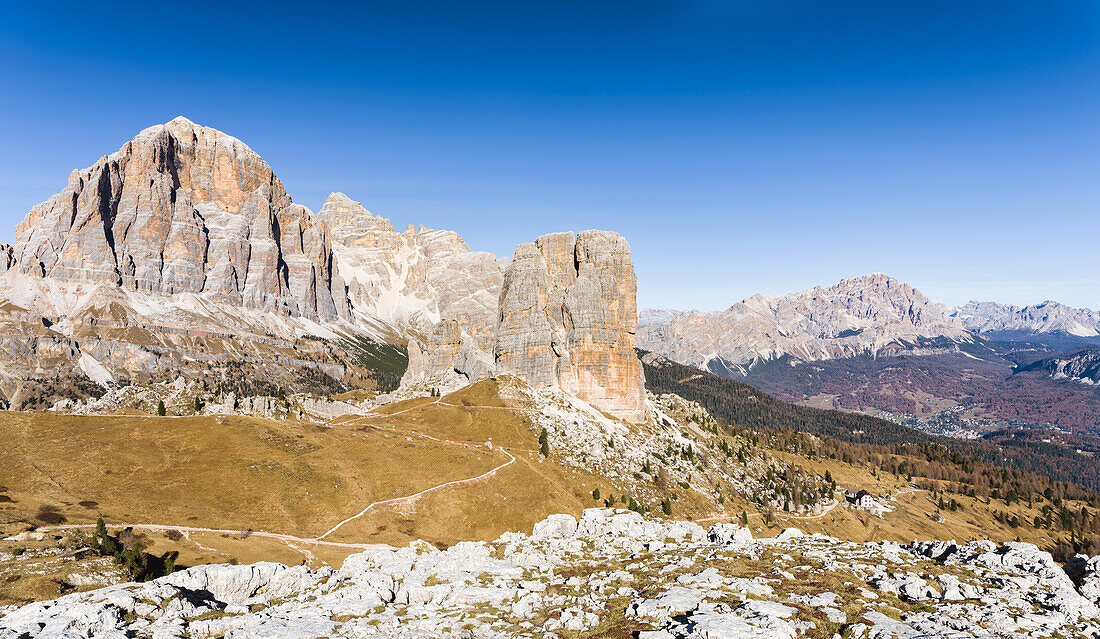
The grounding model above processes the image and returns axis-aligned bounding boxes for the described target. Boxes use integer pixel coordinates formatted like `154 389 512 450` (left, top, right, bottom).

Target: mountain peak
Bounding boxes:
318 192 396 239
11 118 344 321
639 272 966 371
952 298 1099 336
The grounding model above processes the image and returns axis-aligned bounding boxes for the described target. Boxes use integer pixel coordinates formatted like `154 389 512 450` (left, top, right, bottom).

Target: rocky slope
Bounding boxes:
3 509 1100 638
950 300 1100 338
1021 348 1100 386
639 273 970 375
317 192 504 347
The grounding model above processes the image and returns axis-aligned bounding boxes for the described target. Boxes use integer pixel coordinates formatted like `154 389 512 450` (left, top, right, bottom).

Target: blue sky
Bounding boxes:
1 1 1098 310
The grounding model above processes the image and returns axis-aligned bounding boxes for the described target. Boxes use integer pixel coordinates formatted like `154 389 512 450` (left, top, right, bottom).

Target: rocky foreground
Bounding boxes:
4 510 1100 639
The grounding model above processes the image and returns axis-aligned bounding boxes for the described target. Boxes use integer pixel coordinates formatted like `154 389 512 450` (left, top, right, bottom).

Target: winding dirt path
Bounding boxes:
315 445 515 540
40 434 516 550
37 396 526 554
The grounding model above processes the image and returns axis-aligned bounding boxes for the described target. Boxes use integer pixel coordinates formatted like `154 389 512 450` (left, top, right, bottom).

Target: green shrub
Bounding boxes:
539 428 550 458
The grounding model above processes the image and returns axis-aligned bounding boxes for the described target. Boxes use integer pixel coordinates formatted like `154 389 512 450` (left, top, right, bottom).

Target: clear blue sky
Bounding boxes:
1 1 1098 310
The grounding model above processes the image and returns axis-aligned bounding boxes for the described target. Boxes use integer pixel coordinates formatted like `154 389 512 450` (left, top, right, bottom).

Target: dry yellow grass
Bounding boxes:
760 449 1075 546
0 376 1070 608
0 379 630 588
0 411 498 538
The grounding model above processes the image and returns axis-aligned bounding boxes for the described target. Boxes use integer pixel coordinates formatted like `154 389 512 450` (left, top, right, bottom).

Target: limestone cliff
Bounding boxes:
493 230 646 422
13 117 348 321
317 192 503 345
0 244 13 275
316 192 504 390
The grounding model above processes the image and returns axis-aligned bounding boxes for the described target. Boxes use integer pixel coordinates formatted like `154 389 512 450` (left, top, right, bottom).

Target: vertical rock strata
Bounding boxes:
1 118 648 421
12 117 347 320
494 230 646 422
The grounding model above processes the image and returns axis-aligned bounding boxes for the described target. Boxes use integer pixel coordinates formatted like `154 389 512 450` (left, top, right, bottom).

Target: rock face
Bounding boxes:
13 117 347 321
1021 348 1100 386
0 244 13 275
399 318 496 391
316 192 504 390
317 192 503 343
950 300 1100 338
639 273 970 375
4 510 1099 638
0 118 650 418
493 230 646 421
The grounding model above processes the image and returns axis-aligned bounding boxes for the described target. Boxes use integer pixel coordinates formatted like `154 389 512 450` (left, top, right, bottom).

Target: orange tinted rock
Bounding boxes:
494 230 646 422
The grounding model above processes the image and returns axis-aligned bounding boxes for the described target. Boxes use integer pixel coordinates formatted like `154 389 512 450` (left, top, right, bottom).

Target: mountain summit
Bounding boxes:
0 118 648 420
12 116 348 320
638 273 969 375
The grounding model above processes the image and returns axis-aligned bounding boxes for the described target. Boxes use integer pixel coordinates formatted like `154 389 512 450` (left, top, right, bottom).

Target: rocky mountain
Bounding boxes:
316 191 504 345
12 117 347 321
5 510 1100 638
0 118 648 421
1021 348 1100 386
638 273 970 376
639 308 687 327
639 277 1100 439
950 300 1100 338
493 231 647 421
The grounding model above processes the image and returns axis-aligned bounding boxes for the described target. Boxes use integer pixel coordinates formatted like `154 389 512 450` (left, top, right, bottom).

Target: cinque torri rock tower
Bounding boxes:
493 230 647 422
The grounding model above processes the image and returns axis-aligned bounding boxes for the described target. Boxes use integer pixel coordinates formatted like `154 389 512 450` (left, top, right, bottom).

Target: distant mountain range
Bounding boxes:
949 300 1100 339
638 273 972 376
640 275 1100 437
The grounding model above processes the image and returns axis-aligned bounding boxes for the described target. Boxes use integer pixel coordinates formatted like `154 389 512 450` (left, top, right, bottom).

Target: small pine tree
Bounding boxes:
741 510 749 526
94 518 120 557
592 488 600 501
538 428 550 457
162 551 177 575
662 499 673 516
156 400 166 417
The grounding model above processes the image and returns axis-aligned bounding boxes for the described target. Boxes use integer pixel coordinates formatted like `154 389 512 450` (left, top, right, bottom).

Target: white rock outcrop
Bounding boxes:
5 510 1099 638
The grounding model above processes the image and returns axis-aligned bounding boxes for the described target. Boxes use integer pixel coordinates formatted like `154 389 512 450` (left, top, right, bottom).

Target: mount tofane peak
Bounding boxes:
0 118 643 419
